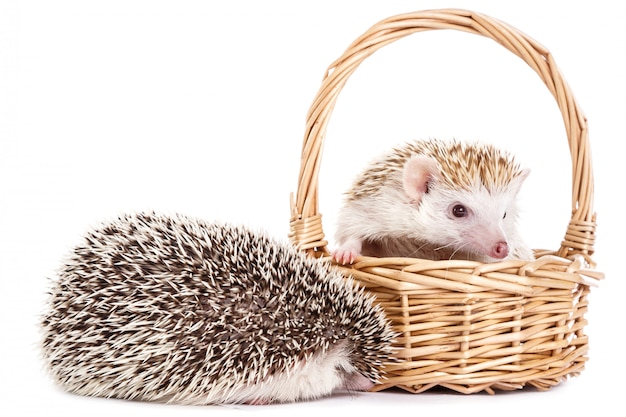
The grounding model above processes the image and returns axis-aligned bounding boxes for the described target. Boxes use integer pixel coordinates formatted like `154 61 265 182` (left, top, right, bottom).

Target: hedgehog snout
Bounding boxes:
327 341 376 393
340 371 375 392
490 241 509 259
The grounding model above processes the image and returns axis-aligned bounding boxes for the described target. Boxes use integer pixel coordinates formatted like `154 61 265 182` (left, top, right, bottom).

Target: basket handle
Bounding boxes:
289 8 596 260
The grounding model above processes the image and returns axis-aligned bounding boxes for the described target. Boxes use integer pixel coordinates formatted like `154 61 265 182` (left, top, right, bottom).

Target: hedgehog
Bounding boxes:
40 212 397 405
332 138 534 264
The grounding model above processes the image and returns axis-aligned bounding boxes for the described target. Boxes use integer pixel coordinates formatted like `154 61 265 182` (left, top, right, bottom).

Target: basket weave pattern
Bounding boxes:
289 9 603 394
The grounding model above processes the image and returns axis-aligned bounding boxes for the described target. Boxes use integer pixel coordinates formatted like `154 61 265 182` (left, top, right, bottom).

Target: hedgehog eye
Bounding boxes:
451 204 468 218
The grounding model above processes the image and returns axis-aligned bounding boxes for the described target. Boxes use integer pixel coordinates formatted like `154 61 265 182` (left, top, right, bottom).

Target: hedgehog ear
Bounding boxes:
402 155 439 202
509 168 530 195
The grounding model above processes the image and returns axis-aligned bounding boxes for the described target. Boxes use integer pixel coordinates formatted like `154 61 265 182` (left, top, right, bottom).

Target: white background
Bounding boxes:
1 1 624 416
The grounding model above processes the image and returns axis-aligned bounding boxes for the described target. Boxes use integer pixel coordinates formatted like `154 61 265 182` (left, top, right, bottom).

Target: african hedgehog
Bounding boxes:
332 138 534 264
40 212 396 405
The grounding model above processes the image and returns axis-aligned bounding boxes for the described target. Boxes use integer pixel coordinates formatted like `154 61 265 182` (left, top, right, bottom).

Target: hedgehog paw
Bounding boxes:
331 241 362 265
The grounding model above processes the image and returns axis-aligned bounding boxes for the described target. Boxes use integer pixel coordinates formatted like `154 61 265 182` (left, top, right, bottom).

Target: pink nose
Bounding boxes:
491 241 509 259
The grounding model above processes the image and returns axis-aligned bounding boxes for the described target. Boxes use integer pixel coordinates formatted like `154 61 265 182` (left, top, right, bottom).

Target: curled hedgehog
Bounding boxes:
40 212 397 405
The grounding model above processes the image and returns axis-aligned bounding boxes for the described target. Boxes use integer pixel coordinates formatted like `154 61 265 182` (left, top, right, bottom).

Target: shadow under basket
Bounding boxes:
288 9 604 395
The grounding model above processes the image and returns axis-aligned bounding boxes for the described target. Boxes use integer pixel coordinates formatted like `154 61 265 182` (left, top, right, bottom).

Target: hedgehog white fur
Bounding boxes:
332 138 534 264
41 212 396 405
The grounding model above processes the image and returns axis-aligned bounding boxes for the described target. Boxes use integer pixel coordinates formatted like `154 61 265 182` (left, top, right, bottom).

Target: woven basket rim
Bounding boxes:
289 8 597 263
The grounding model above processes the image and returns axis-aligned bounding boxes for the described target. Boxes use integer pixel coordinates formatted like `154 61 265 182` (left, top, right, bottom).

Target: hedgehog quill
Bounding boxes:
332 139 534 264
41 212 397 405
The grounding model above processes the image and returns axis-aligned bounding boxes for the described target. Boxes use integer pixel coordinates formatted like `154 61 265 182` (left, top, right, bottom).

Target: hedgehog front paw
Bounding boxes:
332 248 359 265
331 239 363 265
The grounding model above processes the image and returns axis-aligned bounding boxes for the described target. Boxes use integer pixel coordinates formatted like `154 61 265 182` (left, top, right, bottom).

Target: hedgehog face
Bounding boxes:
402 154 529 261
408 177 527 260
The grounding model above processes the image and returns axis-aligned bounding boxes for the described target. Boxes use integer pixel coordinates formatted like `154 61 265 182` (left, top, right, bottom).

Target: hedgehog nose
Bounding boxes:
491 241 509 259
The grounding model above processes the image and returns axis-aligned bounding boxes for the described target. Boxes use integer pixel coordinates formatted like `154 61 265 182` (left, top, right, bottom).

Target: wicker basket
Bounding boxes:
288 9 604 394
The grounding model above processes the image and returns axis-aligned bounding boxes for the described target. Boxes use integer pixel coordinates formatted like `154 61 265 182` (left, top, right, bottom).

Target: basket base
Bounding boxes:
371 357 585 394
